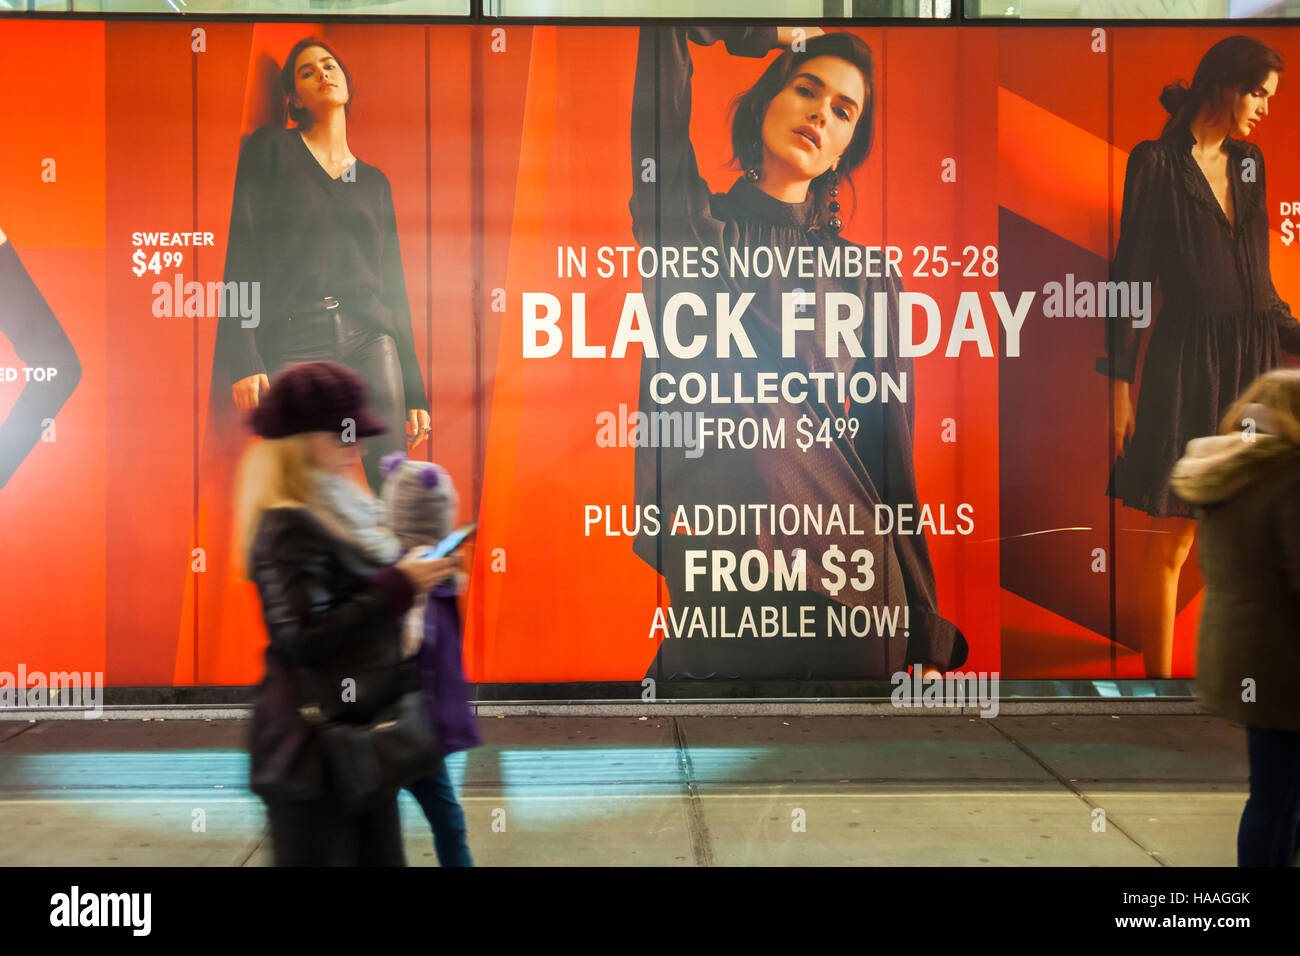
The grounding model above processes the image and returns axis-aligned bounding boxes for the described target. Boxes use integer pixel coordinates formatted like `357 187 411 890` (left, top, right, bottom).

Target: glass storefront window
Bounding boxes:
486 0 950 15
0 0 470 13
0 0 948 10
966 0 1300 16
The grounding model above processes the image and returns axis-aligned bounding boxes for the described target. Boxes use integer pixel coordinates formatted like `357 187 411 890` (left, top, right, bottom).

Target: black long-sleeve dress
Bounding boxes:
629 27 966 679
1099 129 1300 518
213 126 427 414
0 240 81 489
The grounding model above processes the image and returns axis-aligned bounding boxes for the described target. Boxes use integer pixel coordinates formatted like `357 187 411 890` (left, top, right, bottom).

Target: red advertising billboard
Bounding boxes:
2 21 1296 687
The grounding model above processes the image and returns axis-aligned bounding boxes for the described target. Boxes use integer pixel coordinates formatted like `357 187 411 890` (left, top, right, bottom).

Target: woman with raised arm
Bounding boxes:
629 26 966 681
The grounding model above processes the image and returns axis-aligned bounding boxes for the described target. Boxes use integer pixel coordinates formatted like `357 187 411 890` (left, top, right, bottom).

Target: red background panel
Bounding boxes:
105 23 208 686
469 26 662 681
0 23 108 681
0 21 106 251
883 29 1001 674
191 21 279 687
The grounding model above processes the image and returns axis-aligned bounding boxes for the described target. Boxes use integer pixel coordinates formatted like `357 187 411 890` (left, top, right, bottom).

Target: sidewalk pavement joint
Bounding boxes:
986 718 1168 867
672 717 714 867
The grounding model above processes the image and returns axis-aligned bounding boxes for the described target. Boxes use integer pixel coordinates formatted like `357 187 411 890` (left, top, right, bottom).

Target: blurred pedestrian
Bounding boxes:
381 453 482 866
1171 368 1300 866
235 361 455 865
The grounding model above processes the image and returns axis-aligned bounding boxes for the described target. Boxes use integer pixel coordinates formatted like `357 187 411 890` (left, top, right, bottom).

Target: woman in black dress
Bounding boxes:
1100 36 1300 678
630 26 966 681
215 38 430 493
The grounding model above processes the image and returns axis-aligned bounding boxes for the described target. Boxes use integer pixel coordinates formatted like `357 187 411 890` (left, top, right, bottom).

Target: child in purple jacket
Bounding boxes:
380 452 483 866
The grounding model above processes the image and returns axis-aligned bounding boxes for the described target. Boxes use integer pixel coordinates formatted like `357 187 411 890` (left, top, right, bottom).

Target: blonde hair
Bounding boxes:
1220 368 1300 445
233 434 354 575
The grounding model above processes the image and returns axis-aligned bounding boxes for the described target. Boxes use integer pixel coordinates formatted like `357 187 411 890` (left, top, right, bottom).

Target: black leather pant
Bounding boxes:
266 309 407 494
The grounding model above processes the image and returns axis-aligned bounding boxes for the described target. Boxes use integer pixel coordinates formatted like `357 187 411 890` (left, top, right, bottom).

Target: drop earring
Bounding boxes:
825 165 842 233
745 140 762 181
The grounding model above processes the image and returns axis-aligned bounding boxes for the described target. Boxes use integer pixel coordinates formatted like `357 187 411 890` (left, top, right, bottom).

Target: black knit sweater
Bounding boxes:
216 126 427 411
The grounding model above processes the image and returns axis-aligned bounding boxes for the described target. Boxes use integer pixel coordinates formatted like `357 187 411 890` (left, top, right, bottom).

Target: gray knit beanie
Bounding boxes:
379 452 458 551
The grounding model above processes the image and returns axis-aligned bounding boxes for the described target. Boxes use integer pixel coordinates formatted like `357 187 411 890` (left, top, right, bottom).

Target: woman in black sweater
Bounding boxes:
1099 36 1298 677
630 26 966 681
215 38 430 493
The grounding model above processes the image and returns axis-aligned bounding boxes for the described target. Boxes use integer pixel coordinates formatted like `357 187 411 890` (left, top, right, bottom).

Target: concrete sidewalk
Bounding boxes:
0 714 1251 866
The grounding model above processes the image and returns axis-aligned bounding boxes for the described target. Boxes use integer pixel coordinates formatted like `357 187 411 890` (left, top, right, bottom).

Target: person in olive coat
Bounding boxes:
1170 368 1300 866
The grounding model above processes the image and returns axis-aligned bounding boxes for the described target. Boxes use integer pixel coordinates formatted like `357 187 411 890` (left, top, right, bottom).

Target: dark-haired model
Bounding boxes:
214 39 430 493
630 26 966 681
1100 36 1300 678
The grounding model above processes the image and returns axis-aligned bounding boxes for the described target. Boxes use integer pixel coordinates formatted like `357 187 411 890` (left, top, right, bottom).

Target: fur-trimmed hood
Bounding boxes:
1169 403 1300 505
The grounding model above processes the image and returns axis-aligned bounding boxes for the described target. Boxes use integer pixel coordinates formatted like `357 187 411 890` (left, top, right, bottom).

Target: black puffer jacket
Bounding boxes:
246 506 415 803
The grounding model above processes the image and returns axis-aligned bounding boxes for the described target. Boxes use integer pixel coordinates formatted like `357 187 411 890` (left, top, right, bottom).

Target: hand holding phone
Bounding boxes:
413 522 477 561
395 553 457 592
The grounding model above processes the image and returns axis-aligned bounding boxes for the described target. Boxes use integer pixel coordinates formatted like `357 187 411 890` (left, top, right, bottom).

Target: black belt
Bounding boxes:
286 296 341 322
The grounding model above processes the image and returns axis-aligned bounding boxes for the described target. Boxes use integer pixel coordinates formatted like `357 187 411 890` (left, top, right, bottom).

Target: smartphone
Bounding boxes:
412 522 477 562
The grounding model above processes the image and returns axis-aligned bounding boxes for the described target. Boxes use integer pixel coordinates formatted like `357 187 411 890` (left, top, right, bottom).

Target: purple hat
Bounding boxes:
249 362 388 439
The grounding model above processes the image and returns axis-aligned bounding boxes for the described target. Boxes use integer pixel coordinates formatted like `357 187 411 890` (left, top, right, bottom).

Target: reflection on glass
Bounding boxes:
488 0 950 16
0 0 71 10
968 0 1300 16
0 0 952 14
1 0 469 12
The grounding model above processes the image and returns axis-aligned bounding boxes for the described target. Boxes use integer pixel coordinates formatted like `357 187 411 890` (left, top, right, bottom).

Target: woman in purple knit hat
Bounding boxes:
235 360 456 865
